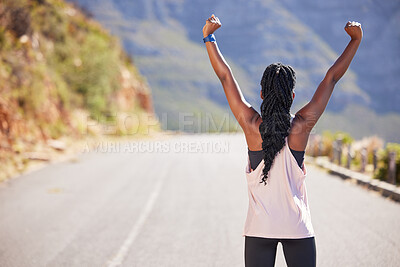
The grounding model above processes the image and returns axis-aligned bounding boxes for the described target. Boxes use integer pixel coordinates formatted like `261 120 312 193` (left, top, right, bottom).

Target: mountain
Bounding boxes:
71 0 400 142
279 0 400 114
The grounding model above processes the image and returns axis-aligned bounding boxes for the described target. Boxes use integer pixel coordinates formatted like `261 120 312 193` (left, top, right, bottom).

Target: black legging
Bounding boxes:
245 236 316 267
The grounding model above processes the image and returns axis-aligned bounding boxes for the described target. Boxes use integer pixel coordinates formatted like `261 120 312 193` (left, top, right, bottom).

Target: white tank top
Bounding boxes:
242 135 315 239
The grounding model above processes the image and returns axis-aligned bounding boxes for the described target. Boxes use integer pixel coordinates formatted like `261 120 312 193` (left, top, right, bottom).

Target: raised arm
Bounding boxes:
203 14 258 131
292 21 363 149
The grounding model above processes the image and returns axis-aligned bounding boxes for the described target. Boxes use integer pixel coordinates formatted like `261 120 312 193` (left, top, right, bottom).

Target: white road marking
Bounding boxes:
106 170 167 267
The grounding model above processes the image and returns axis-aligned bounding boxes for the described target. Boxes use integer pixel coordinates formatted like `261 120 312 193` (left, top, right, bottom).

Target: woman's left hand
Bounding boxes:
203 14 221 38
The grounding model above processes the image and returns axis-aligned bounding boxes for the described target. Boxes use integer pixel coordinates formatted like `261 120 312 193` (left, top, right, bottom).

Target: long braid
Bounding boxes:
259 63 296 185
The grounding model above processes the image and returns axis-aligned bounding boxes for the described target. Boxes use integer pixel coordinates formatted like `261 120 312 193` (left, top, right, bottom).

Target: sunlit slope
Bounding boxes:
0 0 158 179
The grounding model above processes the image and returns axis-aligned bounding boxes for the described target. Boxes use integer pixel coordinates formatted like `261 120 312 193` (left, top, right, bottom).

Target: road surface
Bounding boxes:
1 133 399 266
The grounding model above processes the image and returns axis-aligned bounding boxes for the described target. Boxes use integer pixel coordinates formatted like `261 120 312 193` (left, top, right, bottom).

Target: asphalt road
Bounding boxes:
1 133 400 267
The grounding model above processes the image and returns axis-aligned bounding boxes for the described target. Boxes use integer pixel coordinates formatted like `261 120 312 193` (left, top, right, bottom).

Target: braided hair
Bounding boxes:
259 63 296 185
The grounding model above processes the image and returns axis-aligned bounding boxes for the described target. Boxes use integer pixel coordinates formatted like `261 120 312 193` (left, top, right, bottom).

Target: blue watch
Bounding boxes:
203 34 216 43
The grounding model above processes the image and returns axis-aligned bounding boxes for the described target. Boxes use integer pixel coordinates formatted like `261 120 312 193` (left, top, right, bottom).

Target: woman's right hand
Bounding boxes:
202 14 221 38
345 21 363 41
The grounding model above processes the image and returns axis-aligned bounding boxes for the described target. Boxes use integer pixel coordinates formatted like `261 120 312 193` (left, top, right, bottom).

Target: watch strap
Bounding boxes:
203 34 216 43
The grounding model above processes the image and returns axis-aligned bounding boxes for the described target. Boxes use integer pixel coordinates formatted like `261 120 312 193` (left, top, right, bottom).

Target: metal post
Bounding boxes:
337 138 343 166
330 140 336 163
373 149 377 171
346 144 351 169
388 151 397 185
360 147 367 173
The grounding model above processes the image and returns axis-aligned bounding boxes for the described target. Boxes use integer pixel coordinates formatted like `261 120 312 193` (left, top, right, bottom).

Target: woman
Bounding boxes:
203 14 362 267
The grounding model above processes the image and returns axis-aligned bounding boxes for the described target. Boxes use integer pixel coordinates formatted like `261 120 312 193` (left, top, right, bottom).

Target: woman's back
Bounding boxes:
248 114 305 171
243 135 314 239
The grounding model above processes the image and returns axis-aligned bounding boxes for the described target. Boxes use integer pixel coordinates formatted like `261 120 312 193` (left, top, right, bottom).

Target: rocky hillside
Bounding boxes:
0 0 157 180
71 0 400 142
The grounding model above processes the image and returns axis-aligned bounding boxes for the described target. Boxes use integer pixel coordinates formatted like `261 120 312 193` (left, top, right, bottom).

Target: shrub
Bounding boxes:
374 143 400 184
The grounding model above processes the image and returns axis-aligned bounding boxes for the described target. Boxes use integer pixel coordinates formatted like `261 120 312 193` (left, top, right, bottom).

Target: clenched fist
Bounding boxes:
345 21 363 41
203 14 221 38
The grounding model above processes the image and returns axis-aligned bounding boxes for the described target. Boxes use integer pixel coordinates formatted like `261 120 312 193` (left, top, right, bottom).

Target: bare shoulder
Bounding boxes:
288 113 310 151
243 112 263 151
